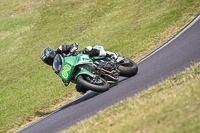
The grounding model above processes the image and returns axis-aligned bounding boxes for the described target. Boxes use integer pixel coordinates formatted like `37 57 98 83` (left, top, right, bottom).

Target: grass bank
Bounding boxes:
0 0 200 132
64 62 200 133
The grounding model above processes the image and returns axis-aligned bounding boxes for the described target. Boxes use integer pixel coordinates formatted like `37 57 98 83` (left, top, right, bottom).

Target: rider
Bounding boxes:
40 43 118 95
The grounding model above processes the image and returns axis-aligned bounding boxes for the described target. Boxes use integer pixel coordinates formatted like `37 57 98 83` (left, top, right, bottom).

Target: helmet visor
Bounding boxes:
46 47 56 58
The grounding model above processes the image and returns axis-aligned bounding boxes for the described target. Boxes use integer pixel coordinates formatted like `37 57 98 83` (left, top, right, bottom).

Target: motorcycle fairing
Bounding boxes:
58 54 94 81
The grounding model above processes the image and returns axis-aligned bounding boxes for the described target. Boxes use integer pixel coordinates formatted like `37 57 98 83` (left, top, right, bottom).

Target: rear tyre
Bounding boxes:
76 75 110 92
118 56 138 77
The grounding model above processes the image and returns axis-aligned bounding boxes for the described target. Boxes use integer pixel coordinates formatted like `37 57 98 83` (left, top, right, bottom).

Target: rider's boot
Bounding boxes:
75 85 88 95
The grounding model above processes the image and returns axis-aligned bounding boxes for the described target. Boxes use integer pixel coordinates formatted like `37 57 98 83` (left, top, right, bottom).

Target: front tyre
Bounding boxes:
76 75 110 92
118 56 138 77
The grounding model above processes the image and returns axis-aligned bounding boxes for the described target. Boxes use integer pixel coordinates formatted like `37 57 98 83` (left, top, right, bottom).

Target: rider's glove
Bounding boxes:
64 82 69 87
62 79 70 87
70 43 78 53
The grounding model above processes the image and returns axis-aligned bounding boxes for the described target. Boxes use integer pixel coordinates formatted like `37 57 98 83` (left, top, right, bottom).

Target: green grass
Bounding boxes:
64 62 200 133
0 0 200 132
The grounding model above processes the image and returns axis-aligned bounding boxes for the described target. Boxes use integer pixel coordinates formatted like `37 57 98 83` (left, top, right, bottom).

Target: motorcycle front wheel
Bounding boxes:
76 75 110 92
117 56 138 77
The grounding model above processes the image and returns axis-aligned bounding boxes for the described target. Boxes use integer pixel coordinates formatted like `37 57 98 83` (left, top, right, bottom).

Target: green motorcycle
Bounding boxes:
52 47 138 92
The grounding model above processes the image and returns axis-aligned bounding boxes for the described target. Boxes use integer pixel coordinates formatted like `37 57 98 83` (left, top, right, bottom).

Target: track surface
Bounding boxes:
19 15 200 133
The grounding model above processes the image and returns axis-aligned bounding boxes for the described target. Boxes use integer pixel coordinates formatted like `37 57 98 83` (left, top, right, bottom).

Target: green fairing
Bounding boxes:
75 68 94 80
58 54 94 82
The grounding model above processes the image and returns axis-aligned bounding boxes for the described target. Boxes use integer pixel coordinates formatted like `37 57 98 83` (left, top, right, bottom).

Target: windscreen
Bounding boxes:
53 54 62 74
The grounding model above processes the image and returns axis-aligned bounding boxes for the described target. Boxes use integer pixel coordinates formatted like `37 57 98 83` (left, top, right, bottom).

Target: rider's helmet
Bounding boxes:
40 47 56 66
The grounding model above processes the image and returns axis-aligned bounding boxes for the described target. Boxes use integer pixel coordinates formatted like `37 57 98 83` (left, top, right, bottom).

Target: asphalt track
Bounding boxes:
19 13 200 133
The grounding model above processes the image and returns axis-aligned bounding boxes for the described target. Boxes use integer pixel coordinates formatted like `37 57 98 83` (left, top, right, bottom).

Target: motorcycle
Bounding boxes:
52 46 138 92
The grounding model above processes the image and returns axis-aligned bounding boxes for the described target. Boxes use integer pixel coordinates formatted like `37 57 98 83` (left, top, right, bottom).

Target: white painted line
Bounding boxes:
138 15 200 64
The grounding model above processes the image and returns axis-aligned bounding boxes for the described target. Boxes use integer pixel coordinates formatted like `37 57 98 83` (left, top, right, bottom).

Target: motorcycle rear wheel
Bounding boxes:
76 75 110 92
118 56 138 77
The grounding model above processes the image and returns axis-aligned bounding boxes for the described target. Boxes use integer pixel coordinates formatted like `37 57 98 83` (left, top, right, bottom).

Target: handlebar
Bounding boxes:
62 51 76 57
